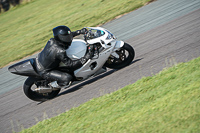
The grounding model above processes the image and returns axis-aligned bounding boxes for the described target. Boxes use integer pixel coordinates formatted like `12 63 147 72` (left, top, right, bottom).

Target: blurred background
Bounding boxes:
0 0 32 13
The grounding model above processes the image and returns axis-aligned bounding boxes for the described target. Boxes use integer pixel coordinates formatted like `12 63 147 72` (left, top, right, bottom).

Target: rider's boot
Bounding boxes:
61 81 72 89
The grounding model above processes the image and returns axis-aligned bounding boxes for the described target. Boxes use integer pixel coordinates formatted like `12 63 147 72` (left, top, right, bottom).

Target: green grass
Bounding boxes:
20 57 200 133
0 0 153 68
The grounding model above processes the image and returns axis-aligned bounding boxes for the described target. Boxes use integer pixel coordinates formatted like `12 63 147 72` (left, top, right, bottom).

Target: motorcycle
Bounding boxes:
8 27 135 101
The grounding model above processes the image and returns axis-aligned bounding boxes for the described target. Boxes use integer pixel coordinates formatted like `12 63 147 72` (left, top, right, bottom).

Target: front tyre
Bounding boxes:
104 43 135 69
23 77 60 102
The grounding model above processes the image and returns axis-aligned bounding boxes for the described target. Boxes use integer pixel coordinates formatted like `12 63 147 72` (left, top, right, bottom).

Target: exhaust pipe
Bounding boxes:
35 87 55 93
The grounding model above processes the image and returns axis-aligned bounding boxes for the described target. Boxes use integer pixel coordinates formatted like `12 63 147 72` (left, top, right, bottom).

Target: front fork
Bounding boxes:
111 40 125 58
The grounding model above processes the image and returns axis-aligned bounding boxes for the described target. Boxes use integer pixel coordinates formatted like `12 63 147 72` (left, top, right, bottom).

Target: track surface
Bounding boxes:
1 0 200 132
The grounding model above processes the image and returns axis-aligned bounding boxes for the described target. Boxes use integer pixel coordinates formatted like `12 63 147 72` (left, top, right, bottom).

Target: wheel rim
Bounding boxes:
106 48 129 65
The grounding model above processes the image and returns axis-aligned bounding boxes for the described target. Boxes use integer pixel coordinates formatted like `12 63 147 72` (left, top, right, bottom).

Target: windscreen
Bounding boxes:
86 29 105 40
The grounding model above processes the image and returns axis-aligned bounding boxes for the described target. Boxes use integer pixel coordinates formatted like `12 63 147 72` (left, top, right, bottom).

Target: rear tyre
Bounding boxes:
23 77 60 102
104 43 135 69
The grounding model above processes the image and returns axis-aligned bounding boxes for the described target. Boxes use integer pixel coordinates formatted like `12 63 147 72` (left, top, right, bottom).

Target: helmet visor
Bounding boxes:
58 33 73 43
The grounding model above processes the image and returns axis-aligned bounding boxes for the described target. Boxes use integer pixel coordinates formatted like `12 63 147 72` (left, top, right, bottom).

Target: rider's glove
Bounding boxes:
80 28 87 34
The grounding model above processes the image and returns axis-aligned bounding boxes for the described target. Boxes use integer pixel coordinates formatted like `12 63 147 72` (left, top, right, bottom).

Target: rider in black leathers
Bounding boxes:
35 25 93 88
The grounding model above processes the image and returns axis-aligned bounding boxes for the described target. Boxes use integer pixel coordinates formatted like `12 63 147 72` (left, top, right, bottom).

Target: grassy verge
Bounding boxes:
20 57 200 133
0 0 153 68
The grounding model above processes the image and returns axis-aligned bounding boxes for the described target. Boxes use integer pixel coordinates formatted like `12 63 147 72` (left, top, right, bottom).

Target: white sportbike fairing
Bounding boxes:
62 27 127 80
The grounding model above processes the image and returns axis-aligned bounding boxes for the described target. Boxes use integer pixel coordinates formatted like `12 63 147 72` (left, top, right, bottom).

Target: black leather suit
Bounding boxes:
35 30 85 86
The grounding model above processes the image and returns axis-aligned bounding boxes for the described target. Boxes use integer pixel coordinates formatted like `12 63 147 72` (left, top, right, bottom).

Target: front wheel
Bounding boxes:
104 43 135 69
23 77 60 102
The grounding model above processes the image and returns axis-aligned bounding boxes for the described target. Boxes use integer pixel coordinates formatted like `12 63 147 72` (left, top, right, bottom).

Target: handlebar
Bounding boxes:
84 30 95 42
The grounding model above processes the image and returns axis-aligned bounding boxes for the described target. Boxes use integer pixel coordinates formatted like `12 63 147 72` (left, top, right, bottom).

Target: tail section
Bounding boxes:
8 58 39 77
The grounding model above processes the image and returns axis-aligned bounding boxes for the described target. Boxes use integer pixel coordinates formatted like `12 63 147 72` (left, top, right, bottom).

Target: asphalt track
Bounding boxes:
1 0 200 132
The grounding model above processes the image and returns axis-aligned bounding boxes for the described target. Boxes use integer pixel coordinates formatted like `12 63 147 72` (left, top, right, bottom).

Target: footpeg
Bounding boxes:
61 81 72 89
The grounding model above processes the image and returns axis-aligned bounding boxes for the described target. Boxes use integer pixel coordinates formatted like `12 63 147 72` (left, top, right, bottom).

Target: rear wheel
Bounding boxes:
23 77 60 102
104 43 135 69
